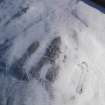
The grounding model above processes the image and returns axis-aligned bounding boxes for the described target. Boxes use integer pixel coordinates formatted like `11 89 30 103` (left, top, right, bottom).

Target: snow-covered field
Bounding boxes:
0 0 105 105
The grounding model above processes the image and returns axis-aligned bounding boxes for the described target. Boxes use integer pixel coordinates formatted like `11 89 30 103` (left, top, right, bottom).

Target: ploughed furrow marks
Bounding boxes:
9 41 39 81
29 37 61 82
5 6 29 25
0 39 12 74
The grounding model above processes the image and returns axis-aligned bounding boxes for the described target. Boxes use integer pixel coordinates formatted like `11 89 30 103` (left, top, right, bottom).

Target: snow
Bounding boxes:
0 0 105 105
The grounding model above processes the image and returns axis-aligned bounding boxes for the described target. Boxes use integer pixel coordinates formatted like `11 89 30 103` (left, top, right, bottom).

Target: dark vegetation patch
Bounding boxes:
29 37 61 81
9 41 39 81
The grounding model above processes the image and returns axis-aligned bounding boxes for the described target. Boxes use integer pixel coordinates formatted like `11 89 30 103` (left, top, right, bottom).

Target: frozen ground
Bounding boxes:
0 0 105 105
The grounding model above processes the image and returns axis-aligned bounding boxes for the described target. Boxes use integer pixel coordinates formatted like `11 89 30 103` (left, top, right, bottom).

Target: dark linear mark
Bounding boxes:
13 7 29 18
9 41 39 81
5 6 29 26
23 15 42 32
29 36 61 80
71 10 88 27
29 42 39 57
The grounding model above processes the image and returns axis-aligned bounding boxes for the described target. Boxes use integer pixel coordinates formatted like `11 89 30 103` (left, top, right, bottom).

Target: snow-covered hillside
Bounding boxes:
0 0 105 105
